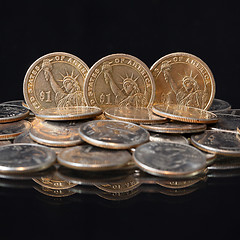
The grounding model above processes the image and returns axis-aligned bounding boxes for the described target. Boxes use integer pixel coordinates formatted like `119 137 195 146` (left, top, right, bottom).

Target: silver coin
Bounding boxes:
0 104 29 123
78 120 150 149
0 120 31 140
133 142 206 178
209 98 231 112
57 144 132 171
29 120 85 147
208 155 240 170
140 121 206 134
209 113 240 132
0 143 56 173
35 106 102 121
0 140 12 146
191 130 240 156
104 106 167 124
149 132 189 145
1 100 24 106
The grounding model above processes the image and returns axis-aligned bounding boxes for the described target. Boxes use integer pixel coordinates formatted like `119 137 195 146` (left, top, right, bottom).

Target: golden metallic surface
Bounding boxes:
23 52 89 114
84 53 155 110
35 106 102 121
152 103 218 124
104 106 167 124
151 52 215 110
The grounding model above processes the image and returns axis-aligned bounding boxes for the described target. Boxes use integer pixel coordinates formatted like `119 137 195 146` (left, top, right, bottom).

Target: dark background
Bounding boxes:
1 1 240 239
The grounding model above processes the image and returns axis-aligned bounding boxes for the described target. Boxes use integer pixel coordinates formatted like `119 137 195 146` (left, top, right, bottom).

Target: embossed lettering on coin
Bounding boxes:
23 52 89 114
151 52 215 110
84 54 155 110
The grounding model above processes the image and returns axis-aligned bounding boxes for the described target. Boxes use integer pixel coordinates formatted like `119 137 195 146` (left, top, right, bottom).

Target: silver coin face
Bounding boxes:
29 120 85 147
36 106 102 121
133 142 206 177
78 120 150 149
58 144 132 171
14 131 36 144
1 100 24 106
0 120 31 139
208 155 240 170
140 121 206 134
104 106 167 124
149 132 189 145
0 104 29 123
191 130 240 156
0 143 56 173
209 98 231 112
217 109 240 116
209 113 240 132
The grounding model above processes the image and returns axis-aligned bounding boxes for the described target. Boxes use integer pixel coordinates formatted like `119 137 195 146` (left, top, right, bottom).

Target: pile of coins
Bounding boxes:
0 51 240 199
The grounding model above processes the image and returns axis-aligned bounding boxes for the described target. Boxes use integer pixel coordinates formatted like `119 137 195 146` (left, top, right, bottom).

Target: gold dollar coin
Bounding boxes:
23 52 89 114
150 52 215 110
84 53 155 110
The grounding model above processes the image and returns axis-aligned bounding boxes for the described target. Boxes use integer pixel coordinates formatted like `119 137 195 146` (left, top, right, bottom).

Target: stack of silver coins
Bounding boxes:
0 51 239 199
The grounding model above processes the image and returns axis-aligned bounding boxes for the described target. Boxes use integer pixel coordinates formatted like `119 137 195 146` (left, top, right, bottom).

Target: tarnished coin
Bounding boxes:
1 100 24 106
0 120 31 140
133 142 206 178
191 130 240 156
35 106 102 121
208 155 240 170
140 120 206 134
152 104 218 124
209 98 231 112
57 145 132 171
23 52 89 114
217 109 240 116
0 104 29 123
0 140 11 146
84 53 155 110
104 106 167 124
150 52 215 110
29 120 85 147
149 132 189 145
0 143 56 173
209 113 240 132
79 120 150 149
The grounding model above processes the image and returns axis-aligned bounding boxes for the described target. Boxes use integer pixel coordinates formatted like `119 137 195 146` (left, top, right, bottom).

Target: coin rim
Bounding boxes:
150 52 215 110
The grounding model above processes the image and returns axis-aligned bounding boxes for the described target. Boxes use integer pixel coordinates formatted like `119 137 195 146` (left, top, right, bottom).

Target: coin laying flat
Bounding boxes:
29 120 85 147
1 100 24 106
104 106 167 124
84 53 155 110
78 120 150 149
209 113 240 132
0 104 29 123
208 155 240 170
209 98 231 112
57 145 132 171
150 52 215 110
0 140 11 146
140 120 206 134
149 132 189 145
23 52 89 114
35 106 102 121
0 143 56 173
133 142 206 178
152 104 218 124
0 120 31 140
191 130 240 156
217 109 240 116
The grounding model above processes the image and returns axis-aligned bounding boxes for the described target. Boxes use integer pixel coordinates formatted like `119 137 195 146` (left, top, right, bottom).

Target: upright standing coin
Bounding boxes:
150 52 215 110
79 120 150 149
191 130 240 156
35 106 102 121
0 120 31 140
23 52 89 114
140 120 206 134
0 143 56 173
104 106 167 124
152 103 218 124
209 98 231 112
84 53 155 110
29 120 85 147
209 113 240 132
0 104 29 123
57 145 132 171
133 142 206 178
